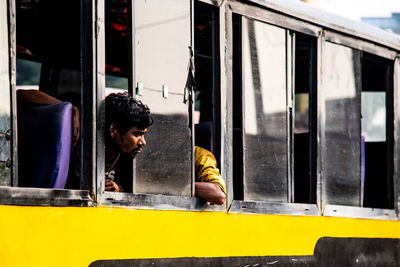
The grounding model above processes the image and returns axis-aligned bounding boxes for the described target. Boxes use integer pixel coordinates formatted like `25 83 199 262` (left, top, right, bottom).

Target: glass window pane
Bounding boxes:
243 19 287 202
321 42 361 207
133 0 192 196
0 0 11 186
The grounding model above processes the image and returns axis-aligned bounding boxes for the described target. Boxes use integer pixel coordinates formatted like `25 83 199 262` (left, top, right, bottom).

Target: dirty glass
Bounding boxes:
242 19 288 202
321 42 361 207
0 0 11 186
133 0 192 196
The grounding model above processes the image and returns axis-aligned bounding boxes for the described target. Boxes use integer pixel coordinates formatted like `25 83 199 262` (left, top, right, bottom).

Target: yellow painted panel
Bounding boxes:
0 205 399 266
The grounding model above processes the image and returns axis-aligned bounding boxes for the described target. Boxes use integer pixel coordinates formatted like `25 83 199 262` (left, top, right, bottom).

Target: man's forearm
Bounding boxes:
195 182 226 205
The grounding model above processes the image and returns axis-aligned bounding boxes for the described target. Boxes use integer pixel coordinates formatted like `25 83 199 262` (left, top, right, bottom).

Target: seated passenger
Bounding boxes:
195 146 226 205
104 93 153 192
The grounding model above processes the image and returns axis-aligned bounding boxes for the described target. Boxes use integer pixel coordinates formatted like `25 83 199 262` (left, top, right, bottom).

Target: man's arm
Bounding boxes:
195 182 226 205
17 89 62 105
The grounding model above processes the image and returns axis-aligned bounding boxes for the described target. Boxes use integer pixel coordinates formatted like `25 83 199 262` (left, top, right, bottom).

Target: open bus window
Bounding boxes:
293 33 317 204
361 53 393 209
194 1 220 163
321 43 395 210
15 0 84 190
105 0 129 93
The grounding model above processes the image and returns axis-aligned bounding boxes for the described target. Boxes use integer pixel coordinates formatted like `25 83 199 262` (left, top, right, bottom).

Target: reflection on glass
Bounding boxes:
362 92 386 142
321 42 361 206
0 0 11 186
243 19 287 202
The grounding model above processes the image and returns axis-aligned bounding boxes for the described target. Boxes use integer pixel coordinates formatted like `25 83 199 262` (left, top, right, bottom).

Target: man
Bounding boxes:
104 92 153 192
195 146 226 205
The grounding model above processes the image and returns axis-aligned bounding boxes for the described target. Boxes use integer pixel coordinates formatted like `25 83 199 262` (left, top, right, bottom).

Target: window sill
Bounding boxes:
101 192 226 212
0 187 94 207
323 204 397 220
228 200 320 216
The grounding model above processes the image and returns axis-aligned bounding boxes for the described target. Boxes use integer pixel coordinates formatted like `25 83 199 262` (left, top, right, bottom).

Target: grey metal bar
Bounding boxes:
8 0 17 187
323 204 397 220
101 192 226 212
229 200 320 216
229 1 320 37
316 30 324 211
287 31 294 203
324 31 397 60
80 0 97 194
96 0 105 201
220 1 232 209
394 57 400 216
0 187 95 207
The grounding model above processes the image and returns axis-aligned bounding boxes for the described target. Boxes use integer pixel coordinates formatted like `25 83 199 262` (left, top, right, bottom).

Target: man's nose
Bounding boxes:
139 136 146 146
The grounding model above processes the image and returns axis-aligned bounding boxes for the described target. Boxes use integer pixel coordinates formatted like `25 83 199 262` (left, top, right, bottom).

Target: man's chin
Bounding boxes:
129 150 142 158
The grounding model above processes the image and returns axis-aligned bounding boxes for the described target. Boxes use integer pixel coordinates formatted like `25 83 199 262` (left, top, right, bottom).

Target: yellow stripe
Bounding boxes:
0 205 399 266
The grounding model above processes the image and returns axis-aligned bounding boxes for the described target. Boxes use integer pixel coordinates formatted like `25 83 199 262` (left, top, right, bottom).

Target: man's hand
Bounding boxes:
71 106 80 150
105 179 120 192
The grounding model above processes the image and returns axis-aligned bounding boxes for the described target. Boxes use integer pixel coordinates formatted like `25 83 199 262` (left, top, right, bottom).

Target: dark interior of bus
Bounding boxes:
15 0 131 189
194 1 221 165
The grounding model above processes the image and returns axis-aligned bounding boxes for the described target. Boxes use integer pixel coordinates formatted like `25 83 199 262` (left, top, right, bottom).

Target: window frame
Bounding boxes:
319 32 398 220
228 1 399 220
228 7 321 216
98 0 227 212
0 0 99 207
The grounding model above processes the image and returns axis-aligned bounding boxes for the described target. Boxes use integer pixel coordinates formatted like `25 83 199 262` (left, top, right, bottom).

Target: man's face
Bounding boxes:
114 126 148 158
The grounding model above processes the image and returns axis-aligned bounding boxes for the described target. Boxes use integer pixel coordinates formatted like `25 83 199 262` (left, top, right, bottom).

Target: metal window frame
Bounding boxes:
229 0 320 38
227 9 321 216
99 0 227 211
8 0 17 187
394 56 400 218
0 0 99 207
319 34 398 221
324 31 397 60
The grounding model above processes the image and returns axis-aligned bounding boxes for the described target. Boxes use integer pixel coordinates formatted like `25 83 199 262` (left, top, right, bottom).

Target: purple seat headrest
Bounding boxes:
18 102 72 189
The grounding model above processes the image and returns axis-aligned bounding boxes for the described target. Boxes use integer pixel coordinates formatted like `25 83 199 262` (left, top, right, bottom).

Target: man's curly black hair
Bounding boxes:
105 93 153 136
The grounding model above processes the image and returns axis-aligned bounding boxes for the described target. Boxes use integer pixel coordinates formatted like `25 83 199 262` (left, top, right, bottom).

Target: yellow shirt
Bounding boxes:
195 146 226 195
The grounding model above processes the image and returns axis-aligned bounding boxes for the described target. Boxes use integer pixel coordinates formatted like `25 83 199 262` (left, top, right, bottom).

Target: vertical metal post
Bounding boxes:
316 30 324 214
393 56 400 215
81 0 105 199
286 31 295 203
8 0 18 187
96 0 105 200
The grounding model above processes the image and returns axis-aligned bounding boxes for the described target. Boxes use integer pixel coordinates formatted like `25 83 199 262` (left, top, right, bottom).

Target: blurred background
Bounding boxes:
301 0 400 35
